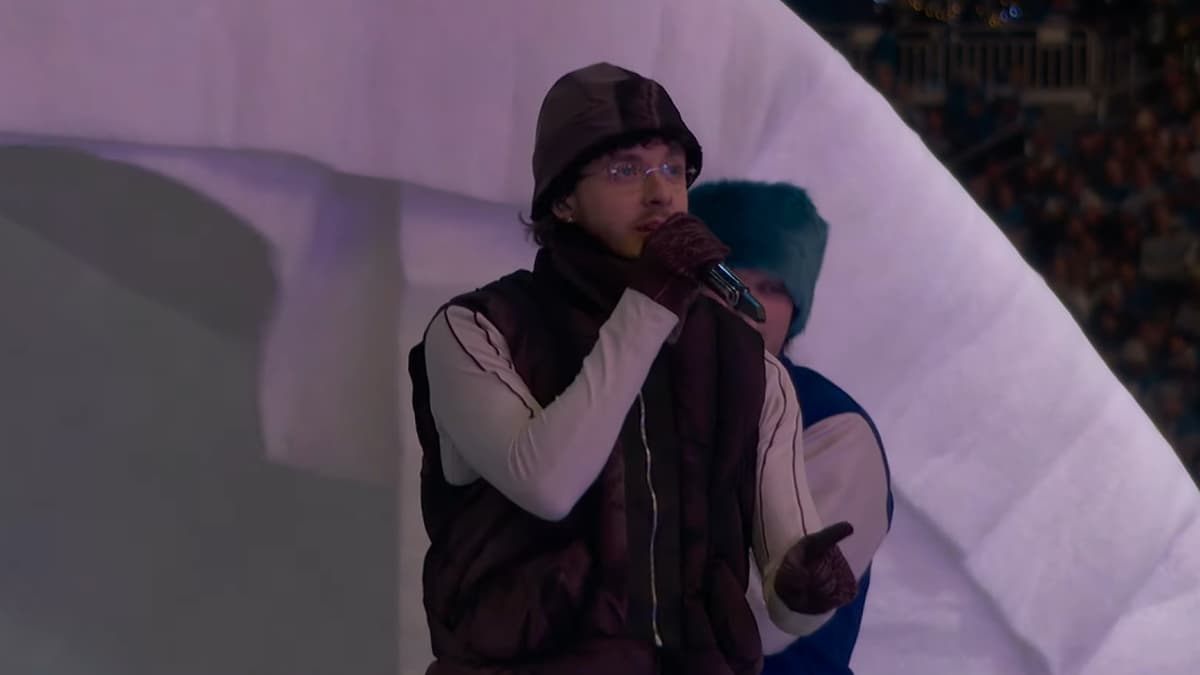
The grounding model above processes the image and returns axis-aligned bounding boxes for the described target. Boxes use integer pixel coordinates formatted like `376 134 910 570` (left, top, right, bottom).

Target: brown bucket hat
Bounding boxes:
530 62 703 220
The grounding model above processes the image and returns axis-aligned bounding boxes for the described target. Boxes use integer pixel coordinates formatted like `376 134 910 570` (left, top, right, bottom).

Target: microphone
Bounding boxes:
706 264 766 323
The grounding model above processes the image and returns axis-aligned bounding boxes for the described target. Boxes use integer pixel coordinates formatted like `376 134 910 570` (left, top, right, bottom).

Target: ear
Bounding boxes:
551 194 577 223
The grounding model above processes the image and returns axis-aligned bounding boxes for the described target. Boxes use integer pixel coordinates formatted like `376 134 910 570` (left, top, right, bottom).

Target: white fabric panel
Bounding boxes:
852 494 1049 675
1078 512 1200 675
2 0 1198 673
0 0 876 206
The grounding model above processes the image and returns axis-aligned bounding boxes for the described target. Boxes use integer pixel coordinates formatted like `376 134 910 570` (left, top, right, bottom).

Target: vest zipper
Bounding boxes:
636 393 663 647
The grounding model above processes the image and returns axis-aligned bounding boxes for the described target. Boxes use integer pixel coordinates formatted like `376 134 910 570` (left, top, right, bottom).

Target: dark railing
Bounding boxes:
816 24 1138 106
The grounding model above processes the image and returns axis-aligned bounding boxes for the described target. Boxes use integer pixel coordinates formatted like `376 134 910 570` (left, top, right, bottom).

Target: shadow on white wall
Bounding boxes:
0 146 397 675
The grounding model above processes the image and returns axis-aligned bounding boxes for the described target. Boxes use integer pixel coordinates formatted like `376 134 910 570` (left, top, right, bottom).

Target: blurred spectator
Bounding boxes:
1122 159 1165 215
993 180 1025 228
868 4 900 71
1141 201 1199 283
1163 82 1196 131
922 108 954 158
1071 171 1109 213
1139 0 1183 69
1099 158 1132 203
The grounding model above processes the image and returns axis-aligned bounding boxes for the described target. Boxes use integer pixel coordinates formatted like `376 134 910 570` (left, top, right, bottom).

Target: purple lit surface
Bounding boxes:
0 1 1196 674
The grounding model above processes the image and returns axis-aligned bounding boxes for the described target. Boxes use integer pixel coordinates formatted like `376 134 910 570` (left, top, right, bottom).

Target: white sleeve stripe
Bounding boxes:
754 350 834 636
759 355 811 552
757 382 784 560
470 309 517 373
787 372 810 538
441 309 536 418
440 309 486 373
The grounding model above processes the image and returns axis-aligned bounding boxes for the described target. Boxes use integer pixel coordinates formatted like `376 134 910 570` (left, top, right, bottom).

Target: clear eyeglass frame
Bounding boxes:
587 160 698 186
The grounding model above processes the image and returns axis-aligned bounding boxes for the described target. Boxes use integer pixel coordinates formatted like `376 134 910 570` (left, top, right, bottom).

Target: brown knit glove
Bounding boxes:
628 213 730 318
773 521 859 615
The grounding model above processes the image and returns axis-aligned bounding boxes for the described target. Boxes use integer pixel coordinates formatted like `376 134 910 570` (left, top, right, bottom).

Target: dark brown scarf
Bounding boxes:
539 225 637 319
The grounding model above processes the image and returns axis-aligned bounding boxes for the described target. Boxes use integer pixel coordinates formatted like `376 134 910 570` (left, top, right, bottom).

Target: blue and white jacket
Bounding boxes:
761 359 894 675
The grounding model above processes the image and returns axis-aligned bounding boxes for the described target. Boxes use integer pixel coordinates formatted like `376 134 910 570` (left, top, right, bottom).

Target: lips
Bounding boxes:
635 218 665 233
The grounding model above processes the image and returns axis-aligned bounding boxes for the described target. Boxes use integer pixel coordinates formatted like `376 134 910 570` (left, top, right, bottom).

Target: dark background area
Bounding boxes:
789 0 1200 483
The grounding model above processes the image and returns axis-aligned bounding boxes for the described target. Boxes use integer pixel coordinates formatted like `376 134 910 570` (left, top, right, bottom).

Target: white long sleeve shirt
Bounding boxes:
423 288 879 636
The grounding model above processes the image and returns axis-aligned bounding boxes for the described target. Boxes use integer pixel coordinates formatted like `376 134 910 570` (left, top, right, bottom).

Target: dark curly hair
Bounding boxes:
520 166 581 247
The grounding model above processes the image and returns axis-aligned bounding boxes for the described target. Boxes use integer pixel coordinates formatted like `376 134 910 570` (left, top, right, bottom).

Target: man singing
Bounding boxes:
409 63 857 674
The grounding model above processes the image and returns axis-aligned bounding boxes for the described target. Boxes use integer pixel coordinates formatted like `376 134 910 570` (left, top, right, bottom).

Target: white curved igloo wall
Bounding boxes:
1 0 1198 673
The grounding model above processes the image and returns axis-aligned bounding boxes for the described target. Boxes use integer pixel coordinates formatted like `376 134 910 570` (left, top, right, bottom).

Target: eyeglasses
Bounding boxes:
583 160 698 186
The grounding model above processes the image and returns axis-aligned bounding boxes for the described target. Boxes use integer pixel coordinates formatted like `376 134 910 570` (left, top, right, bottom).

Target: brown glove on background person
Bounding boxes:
627 212 730 319
774 521 859 615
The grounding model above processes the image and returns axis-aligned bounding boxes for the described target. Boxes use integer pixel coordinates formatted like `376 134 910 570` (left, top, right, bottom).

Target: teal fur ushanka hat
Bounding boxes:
688 181 829 339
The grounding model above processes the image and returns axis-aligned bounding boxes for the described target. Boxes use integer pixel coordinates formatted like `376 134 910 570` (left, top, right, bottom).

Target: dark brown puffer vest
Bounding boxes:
409 249 767 675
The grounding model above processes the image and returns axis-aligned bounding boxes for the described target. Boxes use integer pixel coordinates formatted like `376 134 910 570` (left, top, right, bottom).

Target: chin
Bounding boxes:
615 238 645 259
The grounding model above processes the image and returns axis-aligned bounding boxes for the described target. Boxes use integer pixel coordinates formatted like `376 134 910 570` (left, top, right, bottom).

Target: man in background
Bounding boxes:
691 180 894 674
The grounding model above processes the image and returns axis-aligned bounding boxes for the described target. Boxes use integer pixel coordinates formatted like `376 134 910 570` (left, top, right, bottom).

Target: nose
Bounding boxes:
641 169 673 207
